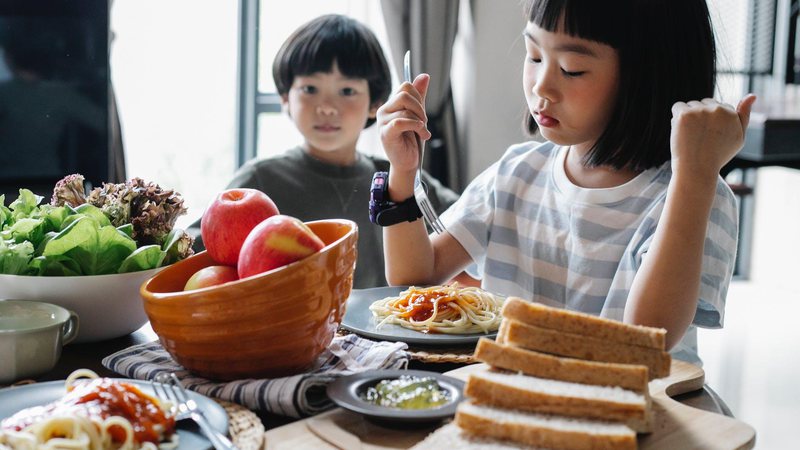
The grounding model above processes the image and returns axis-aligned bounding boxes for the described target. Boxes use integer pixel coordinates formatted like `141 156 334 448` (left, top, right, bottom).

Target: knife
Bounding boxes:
305 416 363 450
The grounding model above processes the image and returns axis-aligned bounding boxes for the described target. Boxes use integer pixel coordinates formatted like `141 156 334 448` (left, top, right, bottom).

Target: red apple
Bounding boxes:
237 215 325 279
201 188 279 265
184 265 239 291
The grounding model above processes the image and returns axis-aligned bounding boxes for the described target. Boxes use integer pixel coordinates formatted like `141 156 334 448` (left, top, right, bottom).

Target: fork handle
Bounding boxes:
191 411 239 450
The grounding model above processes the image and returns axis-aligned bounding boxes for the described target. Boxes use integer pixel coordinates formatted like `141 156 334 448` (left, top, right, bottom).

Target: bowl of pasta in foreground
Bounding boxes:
140 219 358 381
0 370 228 449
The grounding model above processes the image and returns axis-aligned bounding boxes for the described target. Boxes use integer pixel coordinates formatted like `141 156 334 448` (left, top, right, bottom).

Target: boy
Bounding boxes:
195 15 457 288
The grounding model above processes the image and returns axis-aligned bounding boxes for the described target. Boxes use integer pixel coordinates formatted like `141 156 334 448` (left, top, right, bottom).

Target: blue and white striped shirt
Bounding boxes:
442 141 738 363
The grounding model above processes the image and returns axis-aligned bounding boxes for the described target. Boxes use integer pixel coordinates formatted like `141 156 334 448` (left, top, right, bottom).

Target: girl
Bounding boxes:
376 0 756 363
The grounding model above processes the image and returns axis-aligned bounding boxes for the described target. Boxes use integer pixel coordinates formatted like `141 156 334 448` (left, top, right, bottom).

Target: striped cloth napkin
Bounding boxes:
102 334 408 418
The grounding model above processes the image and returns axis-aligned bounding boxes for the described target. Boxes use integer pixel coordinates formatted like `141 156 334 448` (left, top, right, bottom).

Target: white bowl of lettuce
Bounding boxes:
0 182 193 343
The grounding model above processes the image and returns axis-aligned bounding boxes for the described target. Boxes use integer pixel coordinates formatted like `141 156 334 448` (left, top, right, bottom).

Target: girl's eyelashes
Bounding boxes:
340 87 357 96
300 85 317 94
561 69 586 78
526 56 586 78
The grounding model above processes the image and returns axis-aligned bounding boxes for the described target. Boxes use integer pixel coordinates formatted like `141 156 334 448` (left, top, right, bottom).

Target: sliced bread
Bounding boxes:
411 423 539 450
465 370 652 432
501 297 665 349
499 319 671 379
454 400 638 450
474 338 650 393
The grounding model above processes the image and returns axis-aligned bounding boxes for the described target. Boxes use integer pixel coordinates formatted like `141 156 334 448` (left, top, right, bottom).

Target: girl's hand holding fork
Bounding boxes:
377 73 432 200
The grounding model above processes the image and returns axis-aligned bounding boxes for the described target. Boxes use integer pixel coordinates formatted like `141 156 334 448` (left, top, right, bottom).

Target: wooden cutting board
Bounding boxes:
263 360 756 450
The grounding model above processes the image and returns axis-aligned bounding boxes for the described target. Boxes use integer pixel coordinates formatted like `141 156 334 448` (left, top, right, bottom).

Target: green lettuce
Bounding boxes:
2 218 46 246
42 216 138 275
0 181 192 276
0 195 11 228
31 254 84 276
9 189 42 219
0 240 35 275
118 245 166 274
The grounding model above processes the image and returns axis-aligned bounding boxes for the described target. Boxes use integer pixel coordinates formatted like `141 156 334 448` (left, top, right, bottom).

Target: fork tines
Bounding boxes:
415 183 446 234
153 373 239 450
153 374 177 416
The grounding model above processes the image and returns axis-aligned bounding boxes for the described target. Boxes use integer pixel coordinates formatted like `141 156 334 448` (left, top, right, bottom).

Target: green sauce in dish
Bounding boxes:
362 375 450 409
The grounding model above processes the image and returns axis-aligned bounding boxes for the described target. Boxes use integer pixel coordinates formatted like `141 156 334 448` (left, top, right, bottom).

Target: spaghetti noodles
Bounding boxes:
369 284 505 334
0 369 177 450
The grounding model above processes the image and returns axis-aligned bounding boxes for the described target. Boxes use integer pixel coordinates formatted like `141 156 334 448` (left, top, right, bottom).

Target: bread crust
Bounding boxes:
499 319 671 379
456 403 638 450
465 372 652 432
502 297 666 349
474 338 650 393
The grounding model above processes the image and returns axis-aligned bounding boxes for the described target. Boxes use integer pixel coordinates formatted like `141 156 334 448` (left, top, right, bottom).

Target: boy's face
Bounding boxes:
522 21 620 156
282 62 377 164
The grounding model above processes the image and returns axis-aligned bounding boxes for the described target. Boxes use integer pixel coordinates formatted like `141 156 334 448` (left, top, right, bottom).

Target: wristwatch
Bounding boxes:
369 171 422 226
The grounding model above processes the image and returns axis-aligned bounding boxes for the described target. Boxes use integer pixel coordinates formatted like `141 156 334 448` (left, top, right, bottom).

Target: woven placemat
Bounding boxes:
337 328 478 364
405 346 476 364
216 399 265 450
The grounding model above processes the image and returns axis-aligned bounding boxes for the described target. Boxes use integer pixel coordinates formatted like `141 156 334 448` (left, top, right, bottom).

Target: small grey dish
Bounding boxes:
340 286 497 346
327 369 465 427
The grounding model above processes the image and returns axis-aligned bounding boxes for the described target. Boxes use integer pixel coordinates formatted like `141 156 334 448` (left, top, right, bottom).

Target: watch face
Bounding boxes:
371 171 389 203
369 171 389 224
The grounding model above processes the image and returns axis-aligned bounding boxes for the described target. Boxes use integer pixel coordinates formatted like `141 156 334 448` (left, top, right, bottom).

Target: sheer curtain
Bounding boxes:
380 0 461 189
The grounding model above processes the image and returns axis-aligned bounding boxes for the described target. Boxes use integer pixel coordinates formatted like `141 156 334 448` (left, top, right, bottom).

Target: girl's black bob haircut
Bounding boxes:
524 0 716 171
273 14 391 128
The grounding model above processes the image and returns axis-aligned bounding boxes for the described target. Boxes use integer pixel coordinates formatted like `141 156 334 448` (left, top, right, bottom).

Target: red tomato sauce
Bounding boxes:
397 289 455 323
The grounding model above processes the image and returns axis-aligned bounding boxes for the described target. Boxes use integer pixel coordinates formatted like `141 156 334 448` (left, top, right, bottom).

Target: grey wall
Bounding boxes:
455 0 530 186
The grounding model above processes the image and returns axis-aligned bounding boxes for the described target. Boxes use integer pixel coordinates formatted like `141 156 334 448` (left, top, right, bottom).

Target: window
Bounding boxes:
242 0 395 164
113 1 392 229
110 1 239 228
707 0 777 102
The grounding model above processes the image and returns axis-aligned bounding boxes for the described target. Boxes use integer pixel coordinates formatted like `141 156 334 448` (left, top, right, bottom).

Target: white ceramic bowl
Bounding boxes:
0 268 161 343
0 300 79 383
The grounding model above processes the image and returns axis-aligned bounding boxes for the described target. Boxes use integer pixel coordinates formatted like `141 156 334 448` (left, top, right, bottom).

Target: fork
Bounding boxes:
154 373 239 450
403 50 446 234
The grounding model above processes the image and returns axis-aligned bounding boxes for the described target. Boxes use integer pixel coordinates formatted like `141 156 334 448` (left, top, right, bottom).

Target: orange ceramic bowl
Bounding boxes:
140 219 358 380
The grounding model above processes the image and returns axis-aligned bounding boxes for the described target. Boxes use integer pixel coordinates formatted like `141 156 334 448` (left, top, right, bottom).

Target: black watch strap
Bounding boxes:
374 196 422 226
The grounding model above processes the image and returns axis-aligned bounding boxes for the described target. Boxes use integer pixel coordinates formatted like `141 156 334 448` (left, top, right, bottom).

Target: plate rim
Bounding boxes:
0 377 228 449
341 286 498 345
326 369 465 422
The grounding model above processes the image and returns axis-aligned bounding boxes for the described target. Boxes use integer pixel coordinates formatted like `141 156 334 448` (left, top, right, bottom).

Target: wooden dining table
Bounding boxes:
21 324 736 414
14 322 735 428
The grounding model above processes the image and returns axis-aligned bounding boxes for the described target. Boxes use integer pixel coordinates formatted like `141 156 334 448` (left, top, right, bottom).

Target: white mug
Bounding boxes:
0 300 79 384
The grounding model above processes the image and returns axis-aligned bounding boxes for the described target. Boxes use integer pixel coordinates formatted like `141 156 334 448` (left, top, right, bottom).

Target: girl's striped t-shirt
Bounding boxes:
442 141 738 363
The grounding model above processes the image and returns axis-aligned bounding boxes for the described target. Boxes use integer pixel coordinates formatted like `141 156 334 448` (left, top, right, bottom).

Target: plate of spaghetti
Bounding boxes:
341 285 505 345
0 369 228 450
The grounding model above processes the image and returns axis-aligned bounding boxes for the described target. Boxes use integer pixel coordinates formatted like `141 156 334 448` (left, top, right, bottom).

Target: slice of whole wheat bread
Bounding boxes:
474 338 650 393
499 319 671 379
502 297 666 349
465 370 652 432
411 423 539 450
454 400 638 450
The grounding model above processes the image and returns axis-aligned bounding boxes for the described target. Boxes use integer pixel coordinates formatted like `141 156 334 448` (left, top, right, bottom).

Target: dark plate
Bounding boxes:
327 369 465 426
340 286 497 346
0 379 228 449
